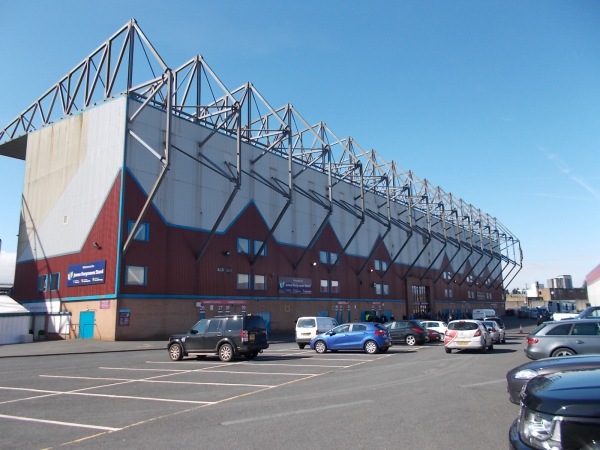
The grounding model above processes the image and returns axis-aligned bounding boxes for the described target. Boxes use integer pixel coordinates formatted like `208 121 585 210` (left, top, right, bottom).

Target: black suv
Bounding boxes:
509 368 600 449
167 315 269 362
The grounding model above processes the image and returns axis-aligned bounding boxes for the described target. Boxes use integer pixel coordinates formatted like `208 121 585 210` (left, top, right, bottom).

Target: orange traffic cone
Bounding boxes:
519 324 523 334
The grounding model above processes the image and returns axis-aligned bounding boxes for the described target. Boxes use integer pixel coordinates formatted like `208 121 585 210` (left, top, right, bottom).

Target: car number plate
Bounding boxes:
302 333 310 336
457 341 469 346
249 333 255 341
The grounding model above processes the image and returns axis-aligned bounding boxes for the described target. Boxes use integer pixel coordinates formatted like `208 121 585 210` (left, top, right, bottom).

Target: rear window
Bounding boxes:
448 321 479 331
297 318 316 328
224 317 242 332
244 316 266 331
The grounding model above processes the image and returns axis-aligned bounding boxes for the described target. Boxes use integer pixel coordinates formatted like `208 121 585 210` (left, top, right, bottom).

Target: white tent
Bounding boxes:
0 295 32 344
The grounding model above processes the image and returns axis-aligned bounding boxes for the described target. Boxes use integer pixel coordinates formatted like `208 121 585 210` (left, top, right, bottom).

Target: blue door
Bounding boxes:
80 311 95 339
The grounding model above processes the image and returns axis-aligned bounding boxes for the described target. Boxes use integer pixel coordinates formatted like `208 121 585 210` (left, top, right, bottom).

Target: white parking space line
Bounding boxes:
236 362 355 368
54 391 215 404
0 414 121 431
199 369 313 376
41 375 274 388
221 399 374 425
0 385 213 405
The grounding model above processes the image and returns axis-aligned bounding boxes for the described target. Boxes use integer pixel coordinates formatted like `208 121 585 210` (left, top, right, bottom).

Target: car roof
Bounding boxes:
546 318 600 324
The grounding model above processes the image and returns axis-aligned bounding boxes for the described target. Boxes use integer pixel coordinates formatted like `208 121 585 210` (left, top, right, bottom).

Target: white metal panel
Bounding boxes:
17 99 126 262
0 316 31 344
126 104 486 269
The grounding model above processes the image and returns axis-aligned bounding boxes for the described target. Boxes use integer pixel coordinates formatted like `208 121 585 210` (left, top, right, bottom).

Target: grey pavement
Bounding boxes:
0 316 536 359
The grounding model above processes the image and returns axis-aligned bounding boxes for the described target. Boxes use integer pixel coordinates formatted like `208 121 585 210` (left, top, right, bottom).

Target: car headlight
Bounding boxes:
514 368 538 380
518 406 562 450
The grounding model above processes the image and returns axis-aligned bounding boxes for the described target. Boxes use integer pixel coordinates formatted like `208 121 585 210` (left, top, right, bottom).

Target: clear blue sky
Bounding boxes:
1 1 599 290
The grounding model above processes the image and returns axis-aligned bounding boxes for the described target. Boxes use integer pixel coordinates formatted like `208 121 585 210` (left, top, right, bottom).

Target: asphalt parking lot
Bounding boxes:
0 318 537 450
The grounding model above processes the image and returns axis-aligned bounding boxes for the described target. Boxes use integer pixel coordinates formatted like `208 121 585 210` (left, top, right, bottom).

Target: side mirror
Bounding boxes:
190 329 198 334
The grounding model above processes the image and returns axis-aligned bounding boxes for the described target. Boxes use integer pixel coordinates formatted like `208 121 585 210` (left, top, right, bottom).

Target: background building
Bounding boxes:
548 275 573 289
586 264 600 307
0 20 522 340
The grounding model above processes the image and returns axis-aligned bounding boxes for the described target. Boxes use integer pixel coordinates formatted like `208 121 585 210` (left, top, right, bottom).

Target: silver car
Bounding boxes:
524 318 600 360
482 320 504 344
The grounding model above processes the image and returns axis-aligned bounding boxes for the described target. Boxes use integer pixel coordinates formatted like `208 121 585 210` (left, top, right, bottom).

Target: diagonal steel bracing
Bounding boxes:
0 19 523 288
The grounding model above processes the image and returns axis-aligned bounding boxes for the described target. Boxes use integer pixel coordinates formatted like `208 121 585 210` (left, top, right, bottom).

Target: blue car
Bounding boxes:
309 322 393 354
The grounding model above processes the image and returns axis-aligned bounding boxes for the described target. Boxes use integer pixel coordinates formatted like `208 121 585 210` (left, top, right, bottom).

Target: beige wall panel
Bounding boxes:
18 99 126 262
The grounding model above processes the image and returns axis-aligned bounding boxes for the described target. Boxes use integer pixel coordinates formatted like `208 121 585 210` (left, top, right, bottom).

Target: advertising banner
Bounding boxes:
67 260 106 287
278 276 312 294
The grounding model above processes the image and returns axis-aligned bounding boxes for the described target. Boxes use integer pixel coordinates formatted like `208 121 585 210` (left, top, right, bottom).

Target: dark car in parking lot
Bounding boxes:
505 354 600 404
524 318 600 360
509 368 600 450
382 319 427 346
167 314 269 362
425 328 442 343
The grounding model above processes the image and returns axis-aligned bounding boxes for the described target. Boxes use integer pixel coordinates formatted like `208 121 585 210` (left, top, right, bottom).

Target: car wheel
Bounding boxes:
551 347 576 357
168 343 183 361
298 343 306 349
364 340 379 354
405 335 417 346
314 340 327 353
219 343 234 362
445 347 452 354
243 351 259 360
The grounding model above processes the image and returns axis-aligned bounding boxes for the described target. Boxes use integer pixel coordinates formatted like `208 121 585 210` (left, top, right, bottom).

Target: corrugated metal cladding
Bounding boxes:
13 97 504 341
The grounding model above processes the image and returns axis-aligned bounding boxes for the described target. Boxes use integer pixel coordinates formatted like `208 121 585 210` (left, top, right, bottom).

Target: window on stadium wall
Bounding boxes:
412 285 429 316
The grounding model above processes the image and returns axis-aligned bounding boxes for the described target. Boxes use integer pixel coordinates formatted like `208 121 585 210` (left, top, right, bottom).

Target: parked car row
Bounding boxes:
506 316 600 449
165 313 514 362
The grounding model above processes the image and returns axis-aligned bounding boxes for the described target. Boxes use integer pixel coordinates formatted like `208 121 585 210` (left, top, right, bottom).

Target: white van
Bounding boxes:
295 316 338 349
472 309 496 320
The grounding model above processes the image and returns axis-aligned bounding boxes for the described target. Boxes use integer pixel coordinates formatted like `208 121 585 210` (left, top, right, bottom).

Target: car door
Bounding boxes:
389 321 408 343
346 323 368 349
568 322 600 354
185 319 208 351
203 319 224 351
326 324 351 350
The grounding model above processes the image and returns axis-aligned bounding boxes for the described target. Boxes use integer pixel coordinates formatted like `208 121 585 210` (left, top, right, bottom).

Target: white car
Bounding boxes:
481 320 504 344
444 320 493 353
420 320 447 336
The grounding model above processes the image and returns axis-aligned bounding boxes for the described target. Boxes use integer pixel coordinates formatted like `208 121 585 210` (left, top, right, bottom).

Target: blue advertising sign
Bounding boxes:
278 276 312 294
67 260 106 287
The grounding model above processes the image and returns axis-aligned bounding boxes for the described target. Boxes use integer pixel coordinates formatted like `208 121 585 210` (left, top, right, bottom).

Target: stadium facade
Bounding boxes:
0 20 522 340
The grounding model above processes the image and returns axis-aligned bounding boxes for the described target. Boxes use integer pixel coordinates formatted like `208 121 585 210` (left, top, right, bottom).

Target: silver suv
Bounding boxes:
168 315 269 362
